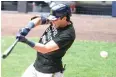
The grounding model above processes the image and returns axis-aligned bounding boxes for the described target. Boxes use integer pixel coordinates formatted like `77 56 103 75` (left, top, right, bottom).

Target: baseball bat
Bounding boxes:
1 39 19 59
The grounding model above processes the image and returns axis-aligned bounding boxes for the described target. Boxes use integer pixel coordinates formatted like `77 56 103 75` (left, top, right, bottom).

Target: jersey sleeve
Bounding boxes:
53 33 73 48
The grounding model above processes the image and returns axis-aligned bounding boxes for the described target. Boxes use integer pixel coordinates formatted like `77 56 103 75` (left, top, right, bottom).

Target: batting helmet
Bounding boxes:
48 4 71 20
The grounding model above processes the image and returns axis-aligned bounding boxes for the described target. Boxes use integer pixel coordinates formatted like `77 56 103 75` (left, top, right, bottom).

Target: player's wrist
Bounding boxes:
25 39 35 48
19 28 30 36
19 22 35 36
26 21 35 29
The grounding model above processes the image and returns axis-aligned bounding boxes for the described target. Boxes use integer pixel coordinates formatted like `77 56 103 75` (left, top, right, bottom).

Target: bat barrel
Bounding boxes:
1 39 19 59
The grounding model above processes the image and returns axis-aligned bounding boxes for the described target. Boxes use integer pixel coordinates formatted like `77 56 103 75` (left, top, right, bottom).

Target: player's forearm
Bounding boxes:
22 16 46 36
33 43 50 54
30 17 41 27
18 36 59 54
32 40 59 54
23 39 50 54
30 15 49 27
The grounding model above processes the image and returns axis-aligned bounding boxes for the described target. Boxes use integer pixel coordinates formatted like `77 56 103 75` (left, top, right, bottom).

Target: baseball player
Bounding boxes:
16 3 75 77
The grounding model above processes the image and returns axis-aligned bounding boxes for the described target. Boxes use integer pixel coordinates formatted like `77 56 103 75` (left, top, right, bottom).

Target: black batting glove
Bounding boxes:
16 33 27 43
16 33 35 47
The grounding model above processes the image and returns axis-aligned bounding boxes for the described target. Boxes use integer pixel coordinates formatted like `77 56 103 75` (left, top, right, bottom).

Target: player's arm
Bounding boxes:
16 35 59 54
16 32 73 54
18 15 49 36
30 15 49 27
33 40 59 54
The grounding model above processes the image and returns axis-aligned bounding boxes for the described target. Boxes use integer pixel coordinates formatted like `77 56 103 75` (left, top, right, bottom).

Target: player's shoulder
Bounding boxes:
63 22 75 33
59 23 75 39
66 22 75 39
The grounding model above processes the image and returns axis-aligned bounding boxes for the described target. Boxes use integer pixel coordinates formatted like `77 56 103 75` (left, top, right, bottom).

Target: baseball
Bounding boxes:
100 51 108 58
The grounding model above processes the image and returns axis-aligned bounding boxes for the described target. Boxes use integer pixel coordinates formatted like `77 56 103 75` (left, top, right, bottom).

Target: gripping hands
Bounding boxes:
16 27 29 43
16 28 35 48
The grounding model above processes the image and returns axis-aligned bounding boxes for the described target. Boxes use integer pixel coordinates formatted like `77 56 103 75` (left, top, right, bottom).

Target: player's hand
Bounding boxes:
18 27 30 36
16 33 27 43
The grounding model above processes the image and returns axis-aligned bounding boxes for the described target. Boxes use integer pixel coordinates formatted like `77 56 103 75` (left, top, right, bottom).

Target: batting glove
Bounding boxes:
16 33 35 47
16 33 27 43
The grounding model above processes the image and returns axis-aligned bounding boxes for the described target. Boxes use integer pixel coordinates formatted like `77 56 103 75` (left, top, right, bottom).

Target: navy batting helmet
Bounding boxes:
48 4 71 20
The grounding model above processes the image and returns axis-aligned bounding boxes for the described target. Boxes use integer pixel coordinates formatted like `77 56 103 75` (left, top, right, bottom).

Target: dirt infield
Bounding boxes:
1 12 116 42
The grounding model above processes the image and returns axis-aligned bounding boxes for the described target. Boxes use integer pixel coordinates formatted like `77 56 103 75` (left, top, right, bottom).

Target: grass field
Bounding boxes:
1 36 116 77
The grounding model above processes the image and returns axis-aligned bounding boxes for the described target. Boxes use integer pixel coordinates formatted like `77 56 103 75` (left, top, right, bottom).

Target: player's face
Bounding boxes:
51 17 67 28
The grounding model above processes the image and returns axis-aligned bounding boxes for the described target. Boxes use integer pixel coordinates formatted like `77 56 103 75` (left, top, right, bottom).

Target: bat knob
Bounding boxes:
2 55 7 59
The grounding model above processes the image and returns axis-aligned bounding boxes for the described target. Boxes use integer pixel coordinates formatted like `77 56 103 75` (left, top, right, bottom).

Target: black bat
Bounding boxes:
1 39 19 59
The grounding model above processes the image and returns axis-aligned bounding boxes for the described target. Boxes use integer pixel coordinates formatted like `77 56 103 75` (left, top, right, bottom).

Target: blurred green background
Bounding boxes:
1 36 116 77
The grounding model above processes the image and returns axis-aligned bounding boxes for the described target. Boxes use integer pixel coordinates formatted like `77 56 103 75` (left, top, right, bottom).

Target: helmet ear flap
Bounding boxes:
66 6 72 16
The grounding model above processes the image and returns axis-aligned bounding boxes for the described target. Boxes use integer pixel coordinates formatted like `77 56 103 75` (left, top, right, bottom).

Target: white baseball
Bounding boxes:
100 51 108 58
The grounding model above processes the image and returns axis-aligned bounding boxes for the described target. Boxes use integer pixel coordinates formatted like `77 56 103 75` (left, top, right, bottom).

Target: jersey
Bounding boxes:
34 22 75 73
